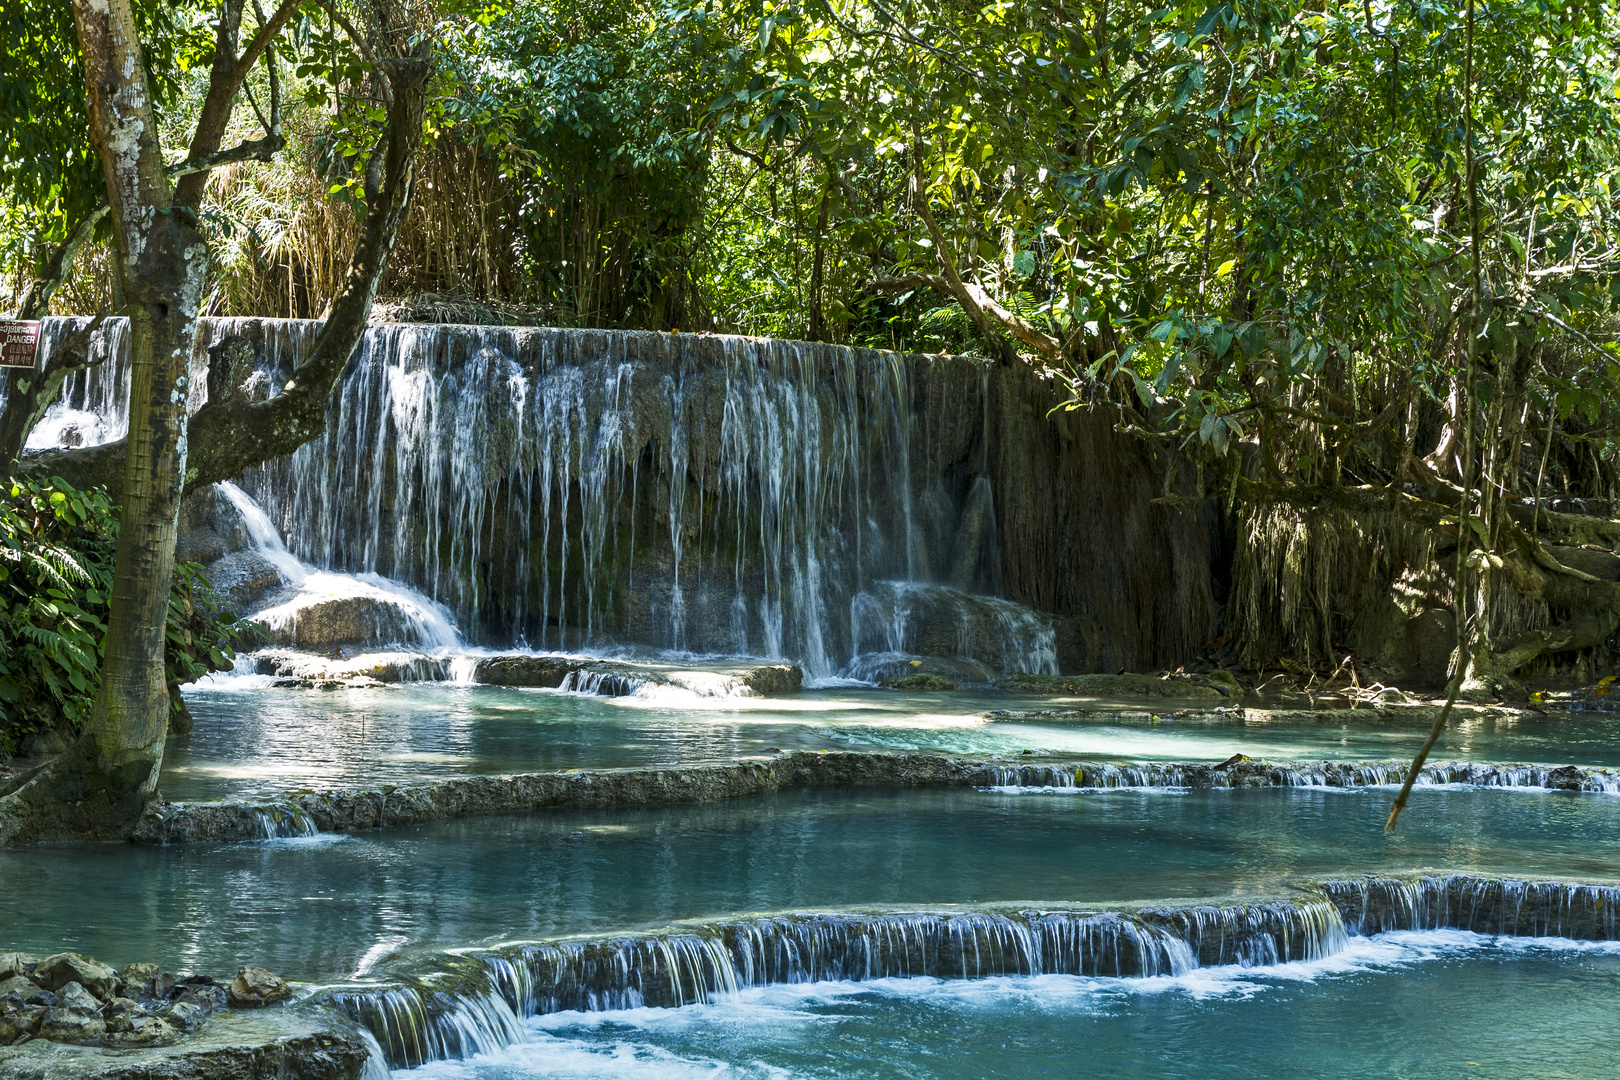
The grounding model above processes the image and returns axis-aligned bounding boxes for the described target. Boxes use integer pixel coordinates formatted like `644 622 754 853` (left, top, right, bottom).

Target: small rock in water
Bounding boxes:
160 1000 208 1029
742 664 804 695
1546 765 1586 790
227 966 293 1008
31 952 120 999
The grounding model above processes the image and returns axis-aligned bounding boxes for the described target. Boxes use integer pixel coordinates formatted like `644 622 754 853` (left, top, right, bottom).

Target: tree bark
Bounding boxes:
1 0 206 843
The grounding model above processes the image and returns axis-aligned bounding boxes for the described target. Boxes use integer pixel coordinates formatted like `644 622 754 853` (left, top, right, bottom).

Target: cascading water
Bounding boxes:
329 899 1350 1069
215 480 462 653
1321 874 1620 939
28 317 1061 678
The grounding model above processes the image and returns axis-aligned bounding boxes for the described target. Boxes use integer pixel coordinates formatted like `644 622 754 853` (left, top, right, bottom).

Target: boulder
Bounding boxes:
31 953 119 999
471 654 579 687
255 594 425 650
38 1006 106 1044
159 1000 208 1030
226 966 292 1008
203 550 286 611
469 654 655 695
0 954 36 981
741 664 802 695
1546 765 1586 791
0 1003 44 1045
112 1011 179 1046
174 524 228 565
54 982 103 1012
119 963 159 988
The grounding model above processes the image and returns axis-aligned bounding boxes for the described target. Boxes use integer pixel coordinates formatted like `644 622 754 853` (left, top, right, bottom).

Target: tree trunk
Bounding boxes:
0 0 205 844
20 51 431 502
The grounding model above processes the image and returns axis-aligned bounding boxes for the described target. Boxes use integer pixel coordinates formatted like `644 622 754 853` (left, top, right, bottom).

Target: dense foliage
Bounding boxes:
0 478 247 755
2 0 1617 690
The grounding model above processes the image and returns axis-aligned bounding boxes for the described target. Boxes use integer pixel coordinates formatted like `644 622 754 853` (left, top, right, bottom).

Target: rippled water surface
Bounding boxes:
163 681 1620 800
3 786 1618 982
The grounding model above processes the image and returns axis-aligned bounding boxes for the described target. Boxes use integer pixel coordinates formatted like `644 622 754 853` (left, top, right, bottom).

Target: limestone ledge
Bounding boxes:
0 1011 373 1080
133 750 1620 845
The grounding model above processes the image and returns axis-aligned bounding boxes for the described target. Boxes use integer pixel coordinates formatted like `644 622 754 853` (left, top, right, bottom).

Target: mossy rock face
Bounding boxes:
994 673 1224 699
742 665 803 695
880 673 959 692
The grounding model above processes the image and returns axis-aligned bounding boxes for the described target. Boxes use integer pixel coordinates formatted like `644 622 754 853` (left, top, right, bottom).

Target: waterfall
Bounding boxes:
328 899 1349 1069
216 480 463 652
1321 875 1620 939
28 317 1061 677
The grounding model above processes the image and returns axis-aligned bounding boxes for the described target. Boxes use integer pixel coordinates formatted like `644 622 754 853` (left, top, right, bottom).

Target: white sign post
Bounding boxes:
0 320 40 369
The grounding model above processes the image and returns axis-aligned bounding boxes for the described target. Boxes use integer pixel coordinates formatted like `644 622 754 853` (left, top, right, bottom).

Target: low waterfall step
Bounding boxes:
136 752 1620 845
251 649 447 687
323 871 1620 1071
469 654 802 697
329 897 1350 1070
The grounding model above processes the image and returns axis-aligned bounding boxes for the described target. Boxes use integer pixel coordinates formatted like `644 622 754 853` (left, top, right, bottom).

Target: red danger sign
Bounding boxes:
0 320 39 369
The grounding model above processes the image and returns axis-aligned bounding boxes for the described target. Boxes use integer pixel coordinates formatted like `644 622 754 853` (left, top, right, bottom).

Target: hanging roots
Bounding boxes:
1230 501 1435 672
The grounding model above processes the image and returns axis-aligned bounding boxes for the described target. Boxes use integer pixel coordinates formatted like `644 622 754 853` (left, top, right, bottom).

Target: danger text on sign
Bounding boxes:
0 320 40 369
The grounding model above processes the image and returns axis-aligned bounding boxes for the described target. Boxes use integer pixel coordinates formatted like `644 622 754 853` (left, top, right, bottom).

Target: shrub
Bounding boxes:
0 476 248 756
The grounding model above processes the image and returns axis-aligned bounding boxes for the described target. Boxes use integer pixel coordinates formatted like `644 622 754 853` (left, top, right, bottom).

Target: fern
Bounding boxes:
0 476 251 755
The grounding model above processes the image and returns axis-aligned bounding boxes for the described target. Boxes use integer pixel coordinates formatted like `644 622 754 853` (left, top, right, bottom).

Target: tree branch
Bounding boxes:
25 49 433 498
173 0 301 207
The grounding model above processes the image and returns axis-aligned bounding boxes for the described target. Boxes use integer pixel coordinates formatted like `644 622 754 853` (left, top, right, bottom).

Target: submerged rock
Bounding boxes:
994 673 1224 698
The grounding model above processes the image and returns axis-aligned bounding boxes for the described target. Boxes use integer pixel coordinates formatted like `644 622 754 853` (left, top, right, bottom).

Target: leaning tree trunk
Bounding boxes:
0 0 205 843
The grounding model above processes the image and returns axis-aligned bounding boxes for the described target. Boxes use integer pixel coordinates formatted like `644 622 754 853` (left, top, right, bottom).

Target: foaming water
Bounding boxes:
217 481 463 652
324 872 1620 1072
345 921 1620 1078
